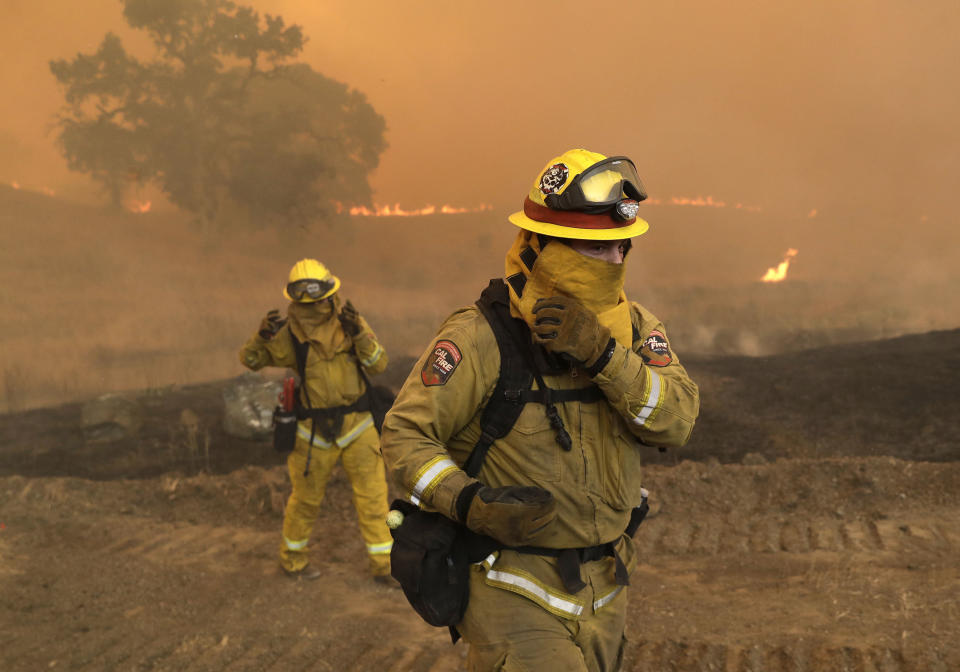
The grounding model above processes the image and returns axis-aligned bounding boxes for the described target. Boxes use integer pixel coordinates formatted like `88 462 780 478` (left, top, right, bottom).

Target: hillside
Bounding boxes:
2 183 959 414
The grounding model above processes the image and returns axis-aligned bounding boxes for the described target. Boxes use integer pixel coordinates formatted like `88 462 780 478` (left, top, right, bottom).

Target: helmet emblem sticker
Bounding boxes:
539 163 569 195
421 339 462 386
640 330 673 367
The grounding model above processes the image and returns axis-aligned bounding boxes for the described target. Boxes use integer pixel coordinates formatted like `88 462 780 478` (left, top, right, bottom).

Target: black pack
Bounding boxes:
388 499 470 627
272 403 298 454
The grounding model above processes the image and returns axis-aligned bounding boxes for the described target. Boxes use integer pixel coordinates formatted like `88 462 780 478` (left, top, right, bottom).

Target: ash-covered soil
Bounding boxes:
2 329 959 671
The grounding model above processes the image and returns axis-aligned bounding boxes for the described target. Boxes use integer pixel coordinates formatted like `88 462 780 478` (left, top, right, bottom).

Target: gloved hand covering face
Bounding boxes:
530 295 611 367
458 483 557 547
338 300 363 336
258 309 287 340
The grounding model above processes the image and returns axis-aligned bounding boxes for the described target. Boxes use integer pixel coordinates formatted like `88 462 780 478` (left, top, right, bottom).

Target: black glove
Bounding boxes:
258 309 287 340
456 483 557 547
338 300 363 336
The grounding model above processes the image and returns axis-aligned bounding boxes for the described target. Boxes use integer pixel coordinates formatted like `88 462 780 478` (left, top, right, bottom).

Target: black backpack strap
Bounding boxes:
464 280 533 477
464 280 604 477
288 330 318 475
289 330 311 402
485 280 574 452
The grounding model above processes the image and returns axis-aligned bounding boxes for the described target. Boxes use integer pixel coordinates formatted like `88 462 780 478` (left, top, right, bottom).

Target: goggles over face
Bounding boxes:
286 278 337 302
544 156 648 216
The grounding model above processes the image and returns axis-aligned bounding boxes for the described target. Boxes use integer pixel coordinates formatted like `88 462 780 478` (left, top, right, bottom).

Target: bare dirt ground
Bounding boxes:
2 329 959 671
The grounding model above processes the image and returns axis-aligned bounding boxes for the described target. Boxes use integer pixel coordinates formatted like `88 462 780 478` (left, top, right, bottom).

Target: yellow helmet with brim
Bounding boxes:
508 148 650 240
283 258 341 303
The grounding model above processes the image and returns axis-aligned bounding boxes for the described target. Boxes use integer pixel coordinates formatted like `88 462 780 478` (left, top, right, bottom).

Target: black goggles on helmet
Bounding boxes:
286 278 336 301
544 157 648 218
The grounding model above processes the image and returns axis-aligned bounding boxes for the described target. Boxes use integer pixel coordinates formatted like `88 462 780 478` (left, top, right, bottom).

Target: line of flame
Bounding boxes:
645 195 763 212
8 181 56 196
761 248 798 283
345 203 493 217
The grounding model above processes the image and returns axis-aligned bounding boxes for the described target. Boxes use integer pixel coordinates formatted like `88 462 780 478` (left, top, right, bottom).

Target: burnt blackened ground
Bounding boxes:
2 329 958 481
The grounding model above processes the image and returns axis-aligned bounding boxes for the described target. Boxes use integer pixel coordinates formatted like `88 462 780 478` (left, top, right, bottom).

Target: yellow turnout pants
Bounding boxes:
279 424 392 576
457 562 627 672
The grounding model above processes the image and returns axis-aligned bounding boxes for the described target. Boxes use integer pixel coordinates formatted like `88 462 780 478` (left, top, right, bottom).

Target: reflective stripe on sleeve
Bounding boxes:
361 343 384 367
283 536 308 551
632 367 663 427
411 456 459 502
367 540 393 555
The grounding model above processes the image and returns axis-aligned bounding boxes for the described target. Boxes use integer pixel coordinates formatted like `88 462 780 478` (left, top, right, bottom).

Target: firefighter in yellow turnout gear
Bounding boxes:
381 150 700 670
239 259 394 582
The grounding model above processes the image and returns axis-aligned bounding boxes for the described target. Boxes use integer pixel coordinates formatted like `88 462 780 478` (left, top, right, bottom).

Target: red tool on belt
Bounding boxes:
280 377 296 412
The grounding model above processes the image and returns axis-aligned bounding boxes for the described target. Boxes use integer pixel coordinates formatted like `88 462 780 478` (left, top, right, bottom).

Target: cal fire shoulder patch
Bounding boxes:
640 330 673 367
421 339 462 386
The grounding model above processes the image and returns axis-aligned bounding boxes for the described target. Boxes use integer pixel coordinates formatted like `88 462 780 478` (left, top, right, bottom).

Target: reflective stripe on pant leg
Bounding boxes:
339 425 392 575
458 566 590 672
279 438 342 572
577 555 629 672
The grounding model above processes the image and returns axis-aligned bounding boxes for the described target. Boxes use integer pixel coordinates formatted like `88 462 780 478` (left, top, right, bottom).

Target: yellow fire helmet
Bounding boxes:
508 148 650 240
282 258 341 303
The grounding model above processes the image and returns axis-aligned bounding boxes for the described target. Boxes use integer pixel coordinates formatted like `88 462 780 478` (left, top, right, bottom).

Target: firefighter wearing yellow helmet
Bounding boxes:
381 150 699 670
239 259 395 584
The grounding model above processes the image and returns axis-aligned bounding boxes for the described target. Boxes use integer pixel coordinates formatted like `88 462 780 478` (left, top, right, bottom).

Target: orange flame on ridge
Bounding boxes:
127 200 152 213
761 248 798 283
8 181 55 196
645 195 763 212
344 203 493 217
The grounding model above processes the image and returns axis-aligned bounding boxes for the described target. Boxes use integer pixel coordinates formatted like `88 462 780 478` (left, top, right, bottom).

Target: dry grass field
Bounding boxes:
1 185 959 671
2 184 957 413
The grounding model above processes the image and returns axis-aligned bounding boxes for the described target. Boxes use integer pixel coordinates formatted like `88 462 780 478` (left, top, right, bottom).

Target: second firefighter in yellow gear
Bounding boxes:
381 149 700 670
239 258 394 581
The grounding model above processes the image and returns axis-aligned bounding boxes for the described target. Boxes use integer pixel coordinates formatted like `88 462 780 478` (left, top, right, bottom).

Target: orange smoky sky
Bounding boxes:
2 0 959 227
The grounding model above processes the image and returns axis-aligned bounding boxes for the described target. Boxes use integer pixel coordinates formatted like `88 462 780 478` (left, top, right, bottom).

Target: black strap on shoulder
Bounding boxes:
464 280 533 477
289 330 311 399
289 330 318 475
288 329 377 474
463 279 603 478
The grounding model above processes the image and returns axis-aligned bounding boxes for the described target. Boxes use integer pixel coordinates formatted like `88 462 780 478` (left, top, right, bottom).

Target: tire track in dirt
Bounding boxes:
639 514 959 557
44 517 468 672
625 639 954 672
98 520 276 571
4 459 958 672
71 634 172 672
